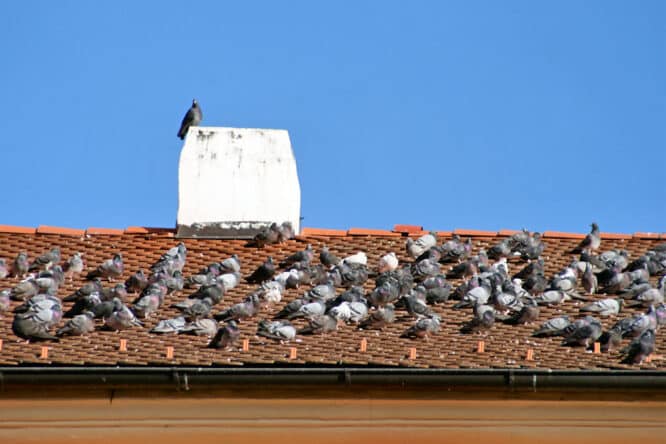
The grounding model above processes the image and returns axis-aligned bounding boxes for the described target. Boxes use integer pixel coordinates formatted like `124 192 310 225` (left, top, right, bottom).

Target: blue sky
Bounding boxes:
1 1 664 234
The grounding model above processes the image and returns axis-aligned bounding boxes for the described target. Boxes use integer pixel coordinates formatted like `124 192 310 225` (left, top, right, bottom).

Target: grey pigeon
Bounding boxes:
208 321 240 349
63 252 85 281
580 298 622 316
87 254 124 281
177 99 202 140
65 291 102 318
10 279 40 301
368 280 401 307
277 221 296 242
105 304 143 330
488 238 512 260
406 232 438 259
101 284 128 302
499 298 539 325
411 258 441 282
245 257 275 284
571 222 601 253
190 281 225 304
173 297 213 321
12 252 30 278
274 298 308 319
582 262 598 294
57 311 95 337
0 289 10 313
297 314 339 334
219 254 241 274
13 312 59 341
461 304 495 334
359 304 395 330
287 299 326 320
620 329 656 365
279 244 314 268
257 319 297 341
453 280 492 309
534 290 570 306
91 297 123 319
328 301 368 323
319 245 341 268
0 259 8 279
532 315 571 337
401 314 441 339
625 276 665 308
600 326 624 352
184 271 216 289
180 318 218 337
561 316 603 347
132 292 161 318
253 223 281 248
125 270 149 293
215 294 261 322
438 235 472 263
150 316 187 334
29 247 61 271
401 286 432 318
423 275 451 304
305 282 337 302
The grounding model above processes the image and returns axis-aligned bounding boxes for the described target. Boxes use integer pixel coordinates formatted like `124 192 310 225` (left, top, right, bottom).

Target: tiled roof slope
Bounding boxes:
0 225 664 370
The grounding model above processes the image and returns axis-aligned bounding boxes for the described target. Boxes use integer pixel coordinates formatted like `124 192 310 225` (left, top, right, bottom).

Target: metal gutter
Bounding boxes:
1 366 665 393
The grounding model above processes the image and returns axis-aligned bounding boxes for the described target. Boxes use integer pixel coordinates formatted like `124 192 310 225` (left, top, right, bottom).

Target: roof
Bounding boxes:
0 224 664 371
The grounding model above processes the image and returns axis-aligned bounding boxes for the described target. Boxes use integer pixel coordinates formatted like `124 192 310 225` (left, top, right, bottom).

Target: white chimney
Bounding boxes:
176 126 301 238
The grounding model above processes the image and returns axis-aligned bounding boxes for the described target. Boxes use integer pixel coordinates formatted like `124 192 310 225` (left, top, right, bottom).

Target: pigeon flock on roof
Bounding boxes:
1 222 664 366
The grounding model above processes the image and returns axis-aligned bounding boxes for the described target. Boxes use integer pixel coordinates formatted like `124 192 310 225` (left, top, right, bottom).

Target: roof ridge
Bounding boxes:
0 223 661 240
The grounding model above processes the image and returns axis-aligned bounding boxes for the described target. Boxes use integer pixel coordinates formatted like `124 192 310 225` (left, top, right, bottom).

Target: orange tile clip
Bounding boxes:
166 346 174 359
119 339 128 352
408 347 417 360
242 339 250 352
289 347 297 359
477 341 485 353
359 338 367 352
646 354 652 363
0 339 3 352
40 347 49 359
593 342 601 354
525 349 534 361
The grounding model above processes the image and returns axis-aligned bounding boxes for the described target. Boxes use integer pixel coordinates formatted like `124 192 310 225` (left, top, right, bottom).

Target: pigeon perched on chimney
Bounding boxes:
177 99 202 140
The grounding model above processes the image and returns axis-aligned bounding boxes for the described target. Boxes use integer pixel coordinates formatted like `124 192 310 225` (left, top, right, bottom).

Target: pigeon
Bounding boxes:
0 289 10 313
257 280 284 305
625 278 665 308
582 262 597 294
532 315 571 337
177 99 202 140
29 248 61 271
561 316 603 347
401 314 441 339
57 311 95 337
461 304 495 334
499 298 539 325
253 223 281 248
87 254 124 281
12 312 59 341
488 238 512 260
180 318 218 337
132 291 162 318
173 297 213 321
571 222 601 253
298 314 339 334
534 290 570 306
0 259 8 279
423 275 451 304
277 222 296 242
514 259 544 281
125 270 149 293
274 298 308 319
329 301 368 323
165 270 185 294
342 251 367 266
378 252 399 273
401 286 432 318
286 299 327 320
319 245 341 268
580 298 622 316
189 281 225 304
104 304 143 331
256 319 297 341
453 280 492 309
411 258 441 282
438 235 472 263
368 280 401 307
279 244 314 268
12 252 30 278
246 257 276 284
150 316 187 334
10 279 40 301
359 304 396 330
65 291 102 318
219 254 241 274
209 321 241 349
305 282 337 302
329 262 369 288
406 232 438 259
620 329 656 365
184 271 216 289
599 326 624 353
215 294 262 322
63 252 85 281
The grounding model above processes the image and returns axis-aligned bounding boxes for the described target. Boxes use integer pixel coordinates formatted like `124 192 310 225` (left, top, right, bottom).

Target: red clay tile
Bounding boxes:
347 228 401 237
498 229 522 236
86 227 124 236
37 225 85 236
0 224 36 234
125 226 175 235
454 229 497 237
542 231 586 239
633 232 661 239
393 224 424 234
300 227 347 236
600 232 632 240
435 231 453 238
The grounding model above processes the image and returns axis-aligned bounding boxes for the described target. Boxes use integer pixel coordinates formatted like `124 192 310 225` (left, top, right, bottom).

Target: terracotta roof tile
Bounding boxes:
542 231 586 239
36 225 85 236
300 227 347 236
454 229 497 237
393 224 424 234
86 227 124 236
0 224 36 234
0 227 663 370
633 232 661 240
347 228 401 237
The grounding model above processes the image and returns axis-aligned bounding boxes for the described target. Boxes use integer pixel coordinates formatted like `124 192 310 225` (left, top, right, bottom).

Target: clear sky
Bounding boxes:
1 1 664 234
